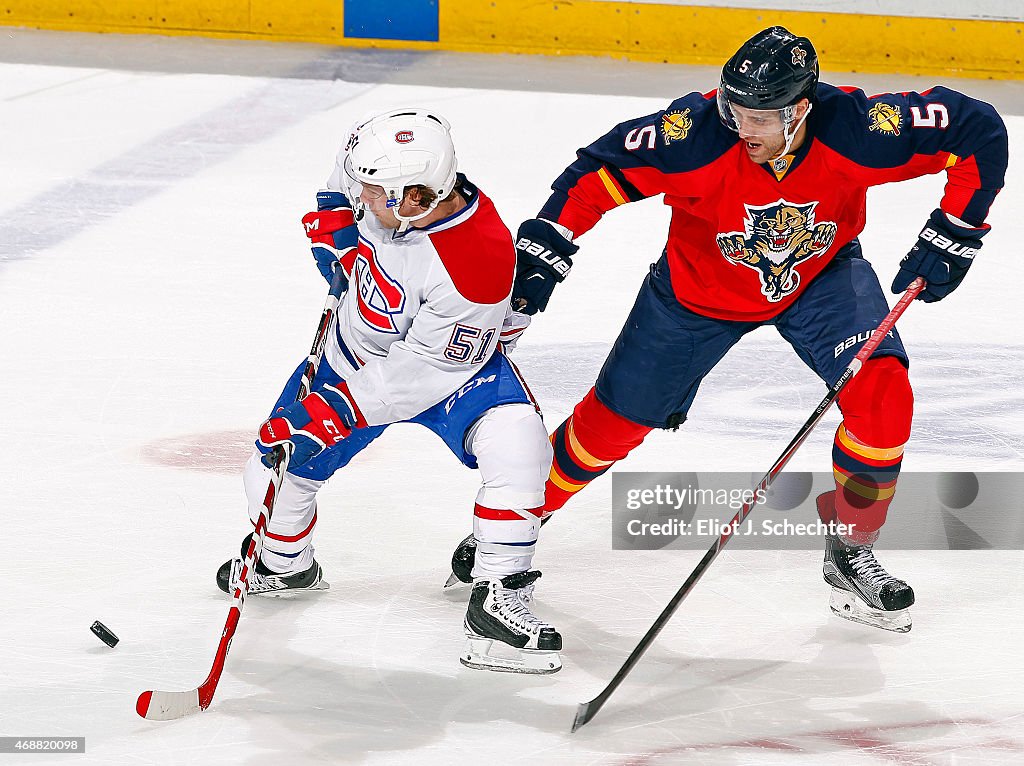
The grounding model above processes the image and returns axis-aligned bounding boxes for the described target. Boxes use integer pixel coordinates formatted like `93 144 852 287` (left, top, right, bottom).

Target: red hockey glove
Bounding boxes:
256 382 366 468
303 190 359 285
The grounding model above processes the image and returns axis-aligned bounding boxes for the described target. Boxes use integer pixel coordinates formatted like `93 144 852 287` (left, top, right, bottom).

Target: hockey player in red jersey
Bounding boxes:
217 109 562 674
450 27 1007 633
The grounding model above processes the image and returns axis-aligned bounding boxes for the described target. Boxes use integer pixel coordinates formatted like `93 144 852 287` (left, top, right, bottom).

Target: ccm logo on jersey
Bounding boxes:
516 238 572 277
919 227 979 259
444 374 497 414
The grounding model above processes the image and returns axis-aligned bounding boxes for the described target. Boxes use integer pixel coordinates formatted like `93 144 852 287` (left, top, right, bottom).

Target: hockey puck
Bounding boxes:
90 620 119 648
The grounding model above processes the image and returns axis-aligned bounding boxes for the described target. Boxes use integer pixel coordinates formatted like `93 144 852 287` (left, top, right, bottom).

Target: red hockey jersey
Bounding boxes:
539 83 1008 321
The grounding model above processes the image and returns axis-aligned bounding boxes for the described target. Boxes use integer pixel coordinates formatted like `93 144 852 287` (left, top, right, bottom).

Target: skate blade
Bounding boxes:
259 580 331 597
460 637 562 675
237 579 331 597
443 571 463 589
829 587 912 633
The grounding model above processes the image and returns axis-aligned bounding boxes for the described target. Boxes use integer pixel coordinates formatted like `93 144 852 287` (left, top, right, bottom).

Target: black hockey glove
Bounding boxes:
511 219 579 315
892 208 987 303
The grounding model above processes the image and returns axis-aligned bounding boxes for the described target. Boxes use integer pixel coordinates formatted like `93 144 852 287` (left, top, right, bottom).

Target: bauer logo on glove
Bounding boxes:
515 237 573 277
917 224 980 260
510 219 579 315
892 208 988 303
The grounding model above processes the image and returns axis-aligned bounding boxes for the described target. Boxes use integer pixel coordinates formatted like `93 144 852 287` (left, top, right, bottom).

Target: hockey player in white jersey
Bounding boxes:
216 109 561 674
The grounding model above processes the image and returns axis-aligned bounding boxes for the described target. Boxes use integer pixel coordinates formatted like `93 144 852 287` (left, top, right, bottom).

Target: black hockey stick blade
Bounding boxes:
572 700 598 732
569 546 714 733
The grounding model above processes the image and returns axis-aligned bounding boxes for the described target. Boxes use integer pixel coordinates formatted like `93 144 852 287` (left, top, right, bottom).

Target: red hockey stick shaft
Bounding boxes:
137 265 348 721
571 277 925 732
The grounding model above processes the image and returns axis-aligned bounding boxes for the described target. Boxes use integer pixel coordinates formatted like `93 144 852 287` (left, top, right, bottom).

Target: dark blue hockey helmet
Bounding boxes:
719 26 818 112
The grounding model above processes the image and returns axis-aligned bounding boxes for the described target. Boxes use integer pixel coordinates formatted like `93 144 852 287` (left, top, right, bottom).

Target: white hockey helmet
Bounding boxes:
339 108 458 231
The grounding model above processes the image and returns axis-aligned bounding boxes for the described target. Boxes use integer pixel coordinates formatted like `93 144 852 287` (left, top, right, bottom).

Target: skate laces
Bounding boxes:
229 558 284 592
848 546 891 588
492 582 547 634
230 558 267 591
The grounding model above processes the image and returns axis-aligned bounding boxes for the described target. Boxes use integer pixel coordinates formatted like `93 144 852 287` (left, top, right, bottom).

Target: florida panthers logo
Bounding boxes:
716 200 837 302
354 240 405 333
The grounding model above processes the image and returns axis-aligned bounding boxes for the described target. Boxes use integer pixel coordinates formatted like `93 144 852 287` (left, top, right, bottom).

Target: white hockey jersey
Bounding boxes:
321 178 516 427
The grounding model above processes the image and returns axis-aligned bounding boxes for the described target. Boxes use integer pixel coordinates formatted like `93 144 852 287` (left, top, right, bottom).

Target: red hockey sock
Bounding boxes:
542 388 652 514
830 356 913 544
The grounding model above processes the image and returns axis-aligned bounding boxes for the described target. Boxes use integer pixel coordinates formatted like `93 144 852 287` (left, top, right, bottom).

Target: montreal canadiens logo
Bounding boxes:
395 130 414 143
354 241 405 333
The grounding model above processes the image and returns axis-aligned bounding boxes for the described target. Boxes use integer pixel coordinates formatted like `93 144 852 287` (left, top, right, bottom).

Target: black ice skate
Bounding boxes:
462 570 562 674
444 532 477 588
823 534 915 633
444 516 552 589
216 533 329 596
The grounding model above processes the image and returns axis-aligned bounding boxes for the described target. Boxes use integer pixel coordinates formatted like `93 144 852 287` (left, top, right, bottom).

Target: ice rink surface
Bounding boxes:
1 28 1023 765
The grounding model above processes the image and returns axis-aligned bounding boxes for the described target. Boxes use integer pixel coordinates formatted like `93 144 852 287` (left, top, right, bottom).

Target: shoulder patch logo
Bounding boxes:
868 103 902 136
715 199 837 303
661 109 692 144
791 46 807 67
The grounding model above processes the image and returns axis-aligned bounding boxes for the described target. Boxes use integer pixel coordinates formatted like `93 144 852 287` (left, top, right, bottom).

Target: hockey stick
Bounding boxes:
136 265 349 721
571 277 925 733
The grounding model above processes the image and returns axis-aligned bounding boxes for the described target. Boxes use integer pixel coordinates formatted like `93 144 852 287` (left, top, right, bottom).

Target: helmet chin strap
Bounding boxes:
393 198 439 233
770 102 813 162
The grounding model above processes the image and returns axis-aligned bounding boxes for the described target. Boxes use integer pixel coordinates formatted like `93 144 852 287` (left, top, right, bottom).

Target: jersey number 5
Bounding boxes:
625 125 657 151
910 103 949 129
